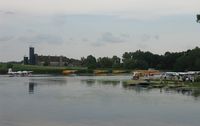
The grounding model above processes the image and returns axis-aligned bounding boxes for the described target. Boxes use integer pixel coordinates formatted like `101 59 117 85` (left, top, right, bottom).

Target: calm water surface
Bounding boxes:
0 75 200 126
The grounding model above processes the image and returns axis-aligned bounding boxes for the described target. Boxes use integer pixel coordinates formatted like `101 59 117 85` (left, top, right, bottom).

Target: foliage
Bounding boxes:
85 55 97 69
80 47 200 70
1 47 200 74
112 56 121 68
174 47 200 71
120 47 200 71
6 63 13 69
97 57 113 68
43 60 50 66
122 51 152 69
195 76 200 82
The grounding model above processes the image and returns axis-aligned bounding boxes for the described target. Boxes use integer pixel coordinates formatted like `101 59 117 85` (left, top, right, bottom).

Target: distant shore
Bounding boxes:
0 63 132 75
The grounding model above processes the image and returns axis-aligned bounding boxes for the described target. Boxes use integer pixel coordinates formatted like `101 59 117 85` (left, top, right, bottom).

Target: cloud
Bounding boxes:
141 34 151 42
82 38 89 42
92 33 160 46
140 34 160 42
91 42 104 47
0 10 15 15
0 1 199 62
98 32 124 43
4 11 15 15
136 43 148 49
120 33 130 38
0 36 14 42
154 35 160 40
34 34 63 44
91 32 129 46
17 34 64 45
69 38 74 41
0 0 199 19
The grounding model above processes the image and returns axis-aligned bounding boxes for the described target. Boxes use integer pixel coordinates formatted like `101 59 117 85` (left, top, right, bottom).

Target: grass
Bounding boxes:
186 82 200 88
0 63 8 74
0 63 87 74
13 64 86 70
123 79 200 89
0 63 133 75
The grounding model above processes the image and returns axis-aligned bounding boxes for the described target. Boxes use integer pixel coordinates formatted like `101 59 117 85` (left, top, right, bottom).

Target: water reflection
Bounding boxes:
1 76 200 126
80 78 200 99
177 89 200 98
81 79 120 87
29 77 67 86
29 82 37 94
192 90 200 97
27 77 67 94
163 87 200 99
122 84 152 93
175 88 193 96
123 83 200 99
97 80 120 86
81 79 96 86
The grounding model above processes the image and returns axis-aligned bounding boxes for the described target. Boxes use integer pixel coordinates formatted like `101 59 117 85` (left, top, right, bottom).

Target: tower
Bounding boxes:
197 14 200 23
29 47 35 65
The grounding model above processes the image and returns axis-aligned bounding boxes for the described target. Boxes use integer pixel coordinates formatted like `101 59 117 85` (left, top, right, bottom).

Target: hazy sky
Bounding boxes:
0 0 200 61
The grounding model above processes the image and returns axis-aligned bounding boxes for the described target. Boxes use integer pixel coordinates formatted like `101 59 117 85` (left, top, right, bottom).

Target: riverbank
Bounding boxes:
0 63 132 75
0 64 87 74
123 79 200 89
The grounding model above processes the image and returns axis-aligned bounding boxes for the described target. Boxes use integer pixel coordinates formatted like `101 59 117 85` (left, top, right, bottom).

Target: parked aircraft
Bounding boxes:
8 68 33 77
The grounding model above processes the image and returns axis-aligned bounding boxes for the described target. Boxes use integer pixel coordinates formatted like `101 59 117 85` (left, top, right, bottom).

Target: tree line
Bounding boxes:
1 47 200 72
80 47 200 71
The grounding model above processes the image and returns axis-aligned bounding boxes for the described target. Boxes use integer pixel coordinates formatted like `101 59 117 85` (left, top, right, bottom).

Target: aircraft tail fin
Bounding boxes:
8 68 12 73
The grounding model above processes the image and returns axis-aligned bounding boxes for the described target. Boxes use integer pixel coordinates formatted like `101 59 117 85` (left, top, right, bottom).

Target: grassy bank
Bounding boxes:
123 79 200 89
0 63 87 74
0 63 132 75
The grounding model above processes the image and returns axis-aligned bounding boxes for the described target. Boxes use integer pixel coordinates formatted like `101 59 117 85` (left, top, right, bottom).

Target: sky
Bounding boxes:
0 0 200 62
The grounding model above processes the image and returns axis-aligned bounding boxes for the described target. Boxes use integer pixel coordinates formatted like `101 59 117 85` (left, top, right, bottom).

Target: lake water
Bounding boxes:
0 75 200 126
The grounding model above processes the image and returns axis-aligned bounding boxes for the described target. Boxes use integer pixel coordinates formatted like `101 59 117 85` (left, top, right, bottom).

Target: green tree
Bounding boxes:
122 51 149 69
122 52 133 69
6 63 13 69
97 57 113 68
43 60 50 66
123 59 135 69
174 47 200 71
112 56 121 68
86 55 97 69
80 57 87 66
194 58 200 70
133 60 149 69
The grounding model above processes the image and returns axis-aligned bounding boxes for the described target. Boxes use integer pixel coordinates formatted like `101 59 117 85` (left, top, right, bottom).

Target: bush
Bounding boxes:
195 76 200 82
6 63 13 69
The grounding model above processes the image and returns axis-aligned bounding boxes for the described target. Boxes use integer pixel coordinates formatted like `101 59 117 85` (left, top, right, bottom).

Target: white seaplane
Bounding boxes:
8 68 33 77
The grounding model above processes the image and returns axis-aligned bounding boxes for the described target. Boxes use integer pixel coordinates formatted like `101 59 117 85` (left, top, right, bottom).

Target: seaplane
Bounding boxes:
8 68 33 77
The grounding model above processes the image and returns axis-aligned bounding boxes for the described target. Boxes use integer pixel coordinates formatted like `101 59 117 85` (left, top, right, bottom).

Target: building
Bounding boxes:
197 14 200 23
29 47 35 65
34 54 38 65
23 56 29 65
36 55 65 66
23 47 81 67
36 55 82 67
